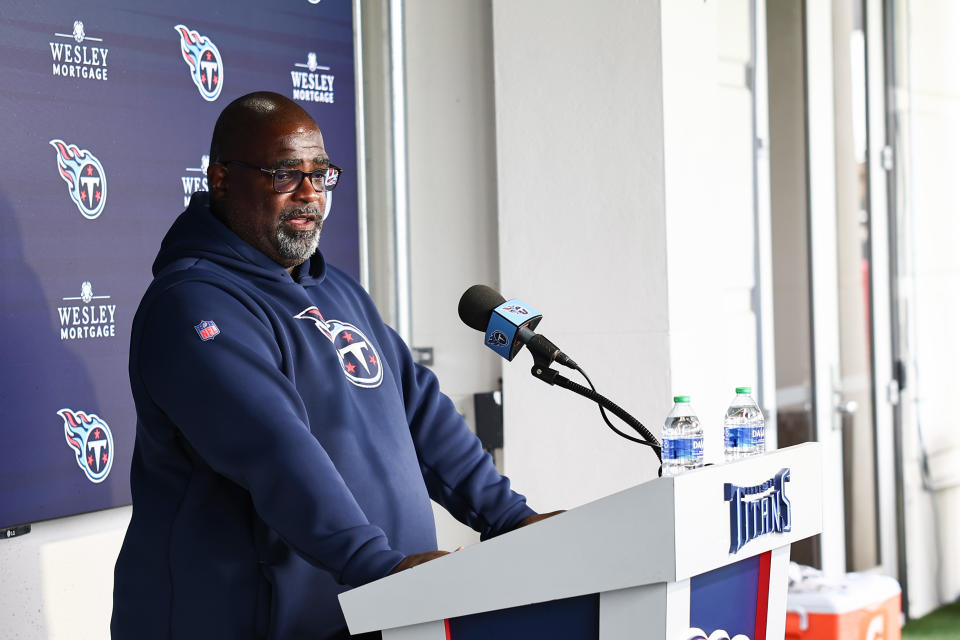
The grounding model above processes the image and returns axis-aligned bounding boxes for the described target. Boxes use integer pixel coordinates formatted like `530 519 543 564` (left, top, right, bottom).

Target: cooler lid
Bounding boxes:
787 573 901 614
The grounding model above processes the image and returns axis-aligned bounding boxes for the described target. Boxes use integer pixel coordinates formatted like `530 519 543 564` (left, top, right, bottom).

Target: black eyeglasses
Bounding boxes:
221 160 342 194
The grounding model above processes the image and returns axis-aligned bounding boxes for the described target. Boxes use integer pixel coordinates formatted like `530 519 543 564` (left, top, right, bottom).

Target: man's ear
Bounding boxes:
207 162 228 198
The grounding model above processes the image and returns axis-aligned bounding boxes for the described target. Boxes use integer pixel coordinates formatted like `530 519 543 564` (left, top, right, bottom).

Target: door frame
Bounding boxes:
803 0 848 579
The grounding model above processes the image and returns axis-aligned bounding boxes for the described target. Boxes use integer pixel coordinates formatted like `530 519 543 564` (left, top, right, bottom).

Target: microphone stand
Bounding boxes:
529 356 662 463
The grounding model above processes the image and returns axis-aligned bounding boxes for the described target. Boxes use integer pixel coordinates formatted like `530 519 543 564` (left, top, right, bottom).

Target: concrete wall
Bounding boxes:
665 0 765 459
0 508 129 640
491 0 761 510
767 0 812 408
490 0 671 510
402 0 502 550
713 0 769 412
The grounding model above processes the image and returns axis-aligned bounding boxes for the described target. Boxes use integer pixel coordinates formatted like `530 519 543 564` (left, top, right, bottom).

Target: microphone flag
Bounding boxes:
483 299 542 361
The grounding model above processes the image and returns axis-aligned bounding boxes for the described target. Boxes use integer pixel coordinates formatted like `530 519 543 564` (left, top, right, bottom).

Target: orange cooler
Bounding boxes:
785 573 901 640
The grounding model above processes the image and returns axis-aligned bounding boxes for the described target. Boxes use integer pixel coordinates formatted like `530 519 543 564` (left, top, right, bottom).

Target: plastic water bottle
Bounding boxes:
661 396 704 476
723 386 766 461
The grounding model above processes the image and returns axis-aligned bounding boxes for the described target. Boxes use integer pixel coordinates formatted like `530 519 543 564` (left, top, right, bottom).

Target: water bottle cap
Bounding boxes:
736 386 753 394
673 395 691 403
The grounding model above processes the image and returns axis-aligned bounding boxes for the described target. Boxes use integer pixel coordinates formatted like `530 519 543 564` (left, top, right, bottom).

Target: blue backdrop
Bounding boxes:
0 0 360 530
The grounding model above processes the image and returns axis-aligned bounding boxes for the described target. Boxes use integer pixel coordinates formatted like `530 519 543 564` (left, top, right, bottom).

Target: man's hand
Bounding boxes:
388 550 451 575
518 510 565 528
388 512 564 576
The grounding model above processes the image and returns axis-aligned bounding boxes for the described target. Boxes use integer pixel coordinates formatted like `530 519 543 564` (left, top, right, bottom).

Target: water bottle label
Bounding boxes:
725 426 760 449
662 436 704 461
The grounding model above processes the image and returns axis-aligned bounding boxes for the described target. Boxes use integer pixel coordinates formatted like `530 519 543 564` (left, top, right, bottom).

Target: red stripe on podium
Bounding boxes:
444 618 452 640
754 550 772 640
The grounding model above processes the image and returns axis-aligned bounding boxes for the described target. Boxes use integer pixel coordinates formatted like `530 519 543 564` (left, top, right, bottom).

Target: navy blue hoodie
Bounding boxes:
112 193 534 639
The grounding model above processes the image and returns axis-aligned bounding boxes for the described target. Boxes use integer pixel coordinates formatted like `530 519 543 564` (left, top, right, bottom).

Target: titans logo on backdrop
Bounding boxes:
50 139 107 219
175 25 223 101
59 409 114 483
294 307 382 388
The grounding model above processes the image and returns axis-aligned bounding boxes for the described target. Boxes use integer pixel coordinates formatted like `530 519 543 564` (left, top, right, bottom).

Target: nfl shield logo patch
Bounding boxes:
194 320 220 341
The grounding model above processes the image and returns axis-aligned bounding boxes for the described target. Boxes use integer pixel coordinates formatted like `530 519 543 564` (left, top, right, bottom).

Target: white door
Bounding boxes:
768 0 899 580
803 0 900 579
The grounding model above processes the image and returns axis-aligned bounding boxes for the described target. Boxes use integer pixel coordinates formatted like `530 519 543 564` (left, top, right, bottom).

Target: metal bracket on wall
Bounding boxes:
881 145 894 171
411 347 434 367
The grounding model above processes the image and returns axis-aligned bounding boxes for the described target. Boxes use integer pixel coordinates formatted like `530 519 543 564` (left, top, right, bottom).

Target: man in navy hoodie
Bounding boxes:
112 92 553 639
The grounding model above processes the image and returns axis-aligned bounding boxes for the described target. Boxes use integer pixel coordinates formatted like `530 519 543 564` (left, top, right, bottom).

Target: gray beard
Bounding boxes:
276 210 322 260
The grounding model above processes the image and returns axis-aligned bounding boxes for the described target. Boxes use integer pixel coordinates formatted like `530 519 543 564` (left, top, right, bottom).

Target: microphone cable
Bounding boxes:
562 363 662 459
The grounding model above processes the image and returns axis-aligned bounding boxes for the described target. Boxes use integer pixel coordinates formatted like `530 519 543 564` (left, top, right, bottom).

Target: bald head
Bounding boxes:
205 91 330 271
209 91 318 163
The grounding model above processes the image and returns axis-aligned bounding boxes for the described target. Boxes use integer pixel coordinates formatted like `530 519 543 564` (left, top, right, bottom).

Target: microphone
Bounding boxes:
457 284 577 368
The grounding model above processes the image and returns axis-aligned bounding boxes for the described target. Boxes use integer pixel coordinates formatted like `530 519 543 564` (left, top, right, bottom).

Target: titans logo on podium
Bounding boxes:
49 139 107 220
175 24 223 101
59 409 114 484
723 468 792 553
294 306 383 389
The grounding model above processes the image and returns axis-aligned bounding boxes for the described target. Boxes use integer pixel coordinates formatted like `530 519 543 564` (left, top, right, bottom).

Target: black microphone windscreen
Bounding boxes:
458 285 506 332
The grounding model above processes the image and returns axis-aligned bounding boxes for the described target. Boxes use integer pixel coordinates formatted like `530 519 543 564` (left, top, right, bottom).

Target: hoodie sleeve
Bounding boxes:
384 330 536 540
133 279 404 586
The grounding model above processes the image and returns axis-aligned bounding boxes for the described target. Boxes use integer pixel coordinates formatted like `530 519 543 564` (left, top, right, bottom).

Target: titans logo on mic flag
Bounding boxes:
487 330 508 347
483 299 542 361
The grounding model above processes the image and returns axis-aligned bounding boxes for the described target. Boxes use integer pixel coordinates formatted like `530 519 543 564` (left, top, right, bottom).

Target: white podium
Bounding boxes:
340 443 822 640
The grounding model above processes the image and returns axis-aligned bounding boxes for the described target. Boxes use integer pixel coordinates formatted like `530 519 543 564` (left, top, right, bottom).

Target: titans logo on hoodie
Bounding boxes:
294 306 383 388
